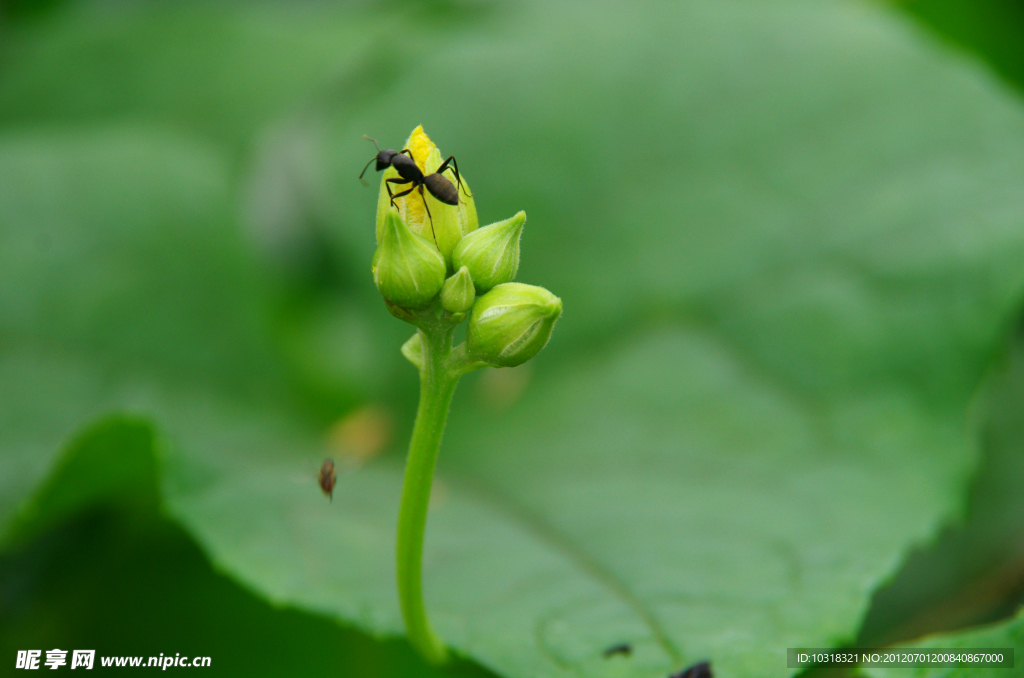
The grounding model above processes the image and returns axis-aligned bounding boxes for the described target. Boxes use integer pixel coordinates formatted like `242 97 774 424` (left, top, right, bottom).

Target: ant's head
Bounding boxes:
359 135 403 182
363 135 399 171
375 148 400 171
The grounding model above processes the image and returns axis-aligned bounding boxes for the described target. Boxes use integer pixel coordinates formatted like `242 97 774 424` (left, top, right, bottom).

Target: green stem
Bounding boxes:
395 327 458 664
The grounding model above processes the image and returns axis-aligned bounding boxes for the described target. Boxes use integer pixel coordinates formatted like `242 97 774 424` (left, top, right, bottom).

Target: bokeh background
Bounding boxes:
2 0 1024 676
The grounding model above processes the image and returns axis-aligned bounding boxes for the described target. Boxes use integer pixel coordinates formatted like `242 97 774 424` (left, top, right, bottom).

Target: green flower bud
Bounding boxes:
467 283 562 367
372 210 446 309
376 126 477 271
451 211 525 294
440 266 475 314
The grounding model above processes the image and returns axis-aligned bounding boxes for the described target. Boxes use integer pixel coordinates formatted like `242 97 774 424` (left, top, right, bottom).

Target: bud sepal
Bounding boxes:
402 332 424 371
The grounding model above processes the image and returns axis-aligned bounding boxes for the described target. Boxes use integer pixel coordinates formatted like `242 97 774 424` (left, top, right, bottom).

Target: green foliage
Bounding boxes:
858 335 1024 646
2 2 1024 678
0 419 459 678
896 0 1024 91
0 5 389 150
0 127 281 535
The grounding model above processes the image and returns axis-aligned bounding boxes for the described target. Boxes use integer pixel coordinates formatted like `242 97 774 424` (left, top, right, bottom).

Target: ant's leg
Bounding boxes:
435 156 473 197
435 156 454 175
386 177 415 208
386 179 413 207
419 185 439 249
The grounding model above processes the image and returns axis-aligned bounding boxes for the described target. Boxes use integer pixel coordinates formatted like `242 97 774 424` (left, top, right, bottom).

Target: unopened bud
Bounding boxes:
467 283 562 367
451 211 524 294
372 210 446 309
376 126 477 269
440 266 476 314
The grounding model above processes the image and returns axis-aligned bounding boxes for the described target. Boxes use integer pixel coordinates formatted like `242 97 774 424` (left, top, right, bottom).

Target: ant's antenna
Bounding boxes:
358 158 376 184
358 136 383 185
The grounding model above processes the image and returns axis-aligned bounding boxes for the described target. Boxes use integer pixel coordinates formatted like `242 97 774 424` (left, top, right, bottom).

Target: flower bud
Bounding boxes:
451 211 524 294
376 126 477 270
440 266 475 314
372 210 446 309
467 283 562 367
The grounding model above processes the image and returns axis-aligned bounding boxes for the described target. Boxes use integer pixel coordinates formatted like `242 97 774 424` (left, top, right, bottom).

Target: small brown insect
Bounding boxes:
318 458 337 501
670 661 711 678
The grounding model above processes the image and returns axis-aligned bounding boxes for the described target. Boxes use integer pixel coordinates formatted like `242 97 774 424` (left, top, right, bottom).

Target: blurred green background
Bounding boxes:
2 0 1024 677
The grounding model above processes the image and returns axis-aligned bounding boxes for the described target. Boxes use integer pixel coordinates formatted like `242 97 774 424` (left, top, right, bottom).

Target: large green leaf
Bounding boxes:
4 1 1024 678
161 2 1024 678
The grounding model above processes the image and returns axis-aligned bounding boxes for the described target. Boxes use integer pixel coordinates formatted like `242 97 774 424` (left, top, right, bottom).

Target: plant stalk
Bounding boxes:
395 327 458 664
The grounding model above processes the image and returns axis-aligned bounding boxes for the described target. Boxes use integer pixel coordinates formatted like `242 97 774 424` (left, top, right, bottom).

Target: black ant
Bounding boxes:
358 135 471 247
